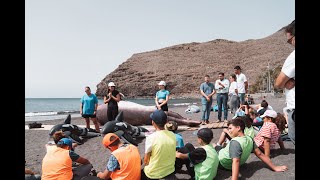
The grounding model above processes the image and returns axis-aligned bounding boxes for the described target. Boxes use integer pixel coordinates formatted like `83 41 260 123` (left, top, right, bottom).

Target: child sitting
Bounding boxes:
165 121 184 149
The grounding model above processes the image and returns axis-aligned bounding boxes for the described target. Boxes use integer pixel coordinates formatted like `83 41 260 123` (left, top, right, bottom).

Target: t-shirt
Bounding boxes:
254 122 281 149
200 82 215 98
81 93 98 115
215 78 230 94
144 130 176 179
236 73 247 93
229 81 238 96
105 90 120 108
175 133 184 149
281 50 295 109
218 136 257 170
156 90 170 101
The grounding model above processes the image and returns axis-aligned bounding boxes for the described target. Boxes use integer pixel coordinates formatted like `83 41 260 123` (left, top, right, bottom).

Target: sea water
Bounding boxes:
25 98 200 122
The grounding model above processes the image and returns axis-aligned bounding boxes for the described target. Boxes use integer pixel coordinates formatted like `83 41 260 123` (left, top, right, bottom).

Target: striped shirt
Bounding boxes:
254 122 280 149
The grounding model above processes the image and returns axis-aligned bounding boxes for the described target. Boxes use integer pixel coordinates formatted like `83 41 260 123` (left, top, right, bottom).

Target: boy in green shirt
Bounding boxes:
213 118 288 180
176 128 219 180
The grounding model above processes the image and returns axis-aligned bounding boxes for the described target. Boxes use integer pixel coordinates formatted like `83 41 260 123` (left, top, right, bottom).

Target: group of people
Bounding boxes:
35 20 295 180
200 65 248 125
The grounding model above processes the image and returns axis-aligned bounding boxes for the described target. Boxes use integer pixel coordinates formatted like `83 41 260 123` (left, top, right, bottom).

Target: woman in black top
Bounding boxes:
104 82 121 121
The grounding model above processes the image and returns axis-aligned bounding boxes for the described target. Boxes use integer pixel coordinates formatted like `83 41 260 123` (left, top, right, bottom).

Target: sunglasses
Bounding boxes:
287 36 294 44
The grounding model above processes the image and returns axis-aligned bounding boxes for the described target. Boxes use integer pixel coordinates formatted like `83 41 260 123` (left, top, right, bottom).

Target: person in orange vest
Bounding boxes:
41 137 92 180
97 133 141 180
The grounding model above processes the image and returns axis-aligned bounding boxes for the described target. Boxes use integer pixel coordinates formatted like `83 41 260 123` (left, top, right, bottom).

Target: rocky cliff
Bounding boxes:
96 26 294 98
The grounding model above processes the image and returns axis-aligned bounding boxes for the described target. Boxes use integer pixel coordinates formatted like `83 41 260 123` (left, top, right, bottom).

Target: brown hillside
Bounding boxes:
96 26 294 98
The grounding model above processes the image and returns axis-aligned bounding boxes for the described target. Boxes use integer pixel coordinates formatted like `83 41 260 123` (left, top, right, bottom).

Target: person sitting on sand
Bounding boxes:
215 115 254 148
165 121 184 149
142 109 176 180
97 133 141 180
176 128 219 180
42 135 92 180
254 110 286 157
248 109 263 135
256 100 273 116
212 118 288 180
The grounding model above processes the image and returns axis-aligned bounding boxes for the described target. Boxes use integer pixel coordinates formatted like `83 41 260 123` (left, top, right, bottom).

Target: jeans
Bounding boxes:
217 93 228 120
287 109 295 145
238 93 246 105
201 97 212 121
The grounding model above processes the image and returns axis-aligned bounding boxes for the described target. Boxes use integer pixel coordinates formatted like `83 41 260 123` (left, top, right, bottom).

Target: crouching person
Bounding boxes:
176 128 219 180
41 138 92 180
97 133 141 180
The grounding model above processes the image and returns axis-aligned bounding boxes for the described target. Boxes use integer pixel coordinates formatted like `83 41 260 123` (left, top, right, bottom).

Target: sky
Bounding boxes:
25 0 295 98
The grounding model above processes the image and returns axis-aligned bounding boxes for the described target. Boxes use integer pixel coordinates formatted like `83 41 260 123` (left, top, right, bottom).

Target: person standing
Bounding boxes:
155 80 170 113
80 86 100 133
214 72 230 122
200 75 216 125
104 82 121 121
228 74 240 114
234 66 248 105
97 133 141 180
275 20 295 144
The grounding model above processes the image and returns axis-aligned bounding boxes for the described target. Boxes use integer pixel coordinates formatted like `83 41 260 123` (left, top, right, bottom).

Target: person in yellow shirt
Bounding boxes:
142 109 177 180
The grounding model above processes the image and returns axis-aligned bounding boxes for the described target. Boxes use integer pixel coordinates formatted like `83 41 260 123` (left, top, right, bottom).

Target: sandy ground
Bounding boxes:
25 95 295 179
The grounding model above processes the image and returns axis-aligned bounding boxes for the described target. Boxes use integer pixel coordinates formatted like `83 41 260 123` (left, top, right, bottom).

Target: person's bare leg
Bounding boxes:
84 118 90 129
91 118 100 133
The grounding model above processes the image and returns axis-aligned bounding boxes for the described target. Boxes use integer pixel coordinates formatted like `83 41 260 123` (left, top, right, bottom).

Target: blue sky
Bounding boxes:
25 0 295 98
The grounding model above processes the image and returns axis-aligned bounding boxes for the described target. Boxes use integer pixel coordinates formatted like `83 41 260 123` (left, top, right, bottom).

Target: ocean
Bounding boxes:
25 98 200 121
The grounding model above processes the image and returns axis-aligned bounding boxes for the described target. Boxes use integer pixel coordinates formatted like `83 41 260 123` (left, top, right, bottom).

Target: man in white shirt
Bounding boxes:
215 72 230 122
275 20 295 145
234 66 248 105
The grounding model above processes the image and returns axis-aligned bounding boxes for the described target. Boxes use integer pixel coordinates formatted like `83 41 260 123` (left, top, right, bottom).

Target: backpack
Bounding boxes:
28 122 43 129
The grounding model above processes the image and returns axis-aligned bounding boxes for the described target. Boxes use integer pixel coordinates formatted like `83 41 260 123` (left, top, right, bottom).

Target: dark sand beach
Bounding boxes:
25 95 295 179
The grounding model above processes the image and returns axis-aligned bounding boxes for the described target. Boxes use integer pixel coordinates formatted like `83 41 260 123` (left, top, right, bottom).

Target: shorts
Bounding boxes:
82 114 96 118
159 103 168 111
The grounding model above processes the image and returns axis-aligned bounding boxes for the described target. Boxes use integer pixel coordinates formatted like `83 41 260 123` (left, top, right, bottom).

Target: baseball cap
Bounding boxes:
102 133 119 147
260 110 277 118
150 109 167 125
57 138 73 150
108 82 115 87
158 81 166 86
197 128 213 143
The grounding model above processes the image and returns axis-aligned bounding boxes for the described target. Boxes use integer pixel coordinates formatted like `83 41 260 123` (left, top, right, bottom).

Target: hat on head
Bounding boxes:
108 82 115 87
57 138 73 150
102 133 120 147
260 110 277 118
150 109 167 125
197 128 213 143
158 81 166 86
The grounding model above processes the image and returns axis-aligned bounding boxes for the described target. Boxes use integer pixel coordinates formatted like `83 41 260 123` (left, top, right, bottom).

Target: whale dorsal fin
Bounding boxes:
64 114 71 124
115 111 124 122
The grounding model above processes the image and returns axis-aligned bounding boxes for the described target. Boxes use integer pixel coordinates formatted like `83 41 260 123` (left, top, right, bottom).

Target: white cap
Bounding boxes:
108 82 115 87
158 81 166 86
260 110 277 118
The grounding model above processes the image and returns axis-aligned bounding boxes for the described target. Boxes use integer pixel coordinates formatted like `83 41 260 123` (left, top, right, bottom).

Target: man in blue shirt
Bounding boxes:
80 86 100 133
200 75 216 124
